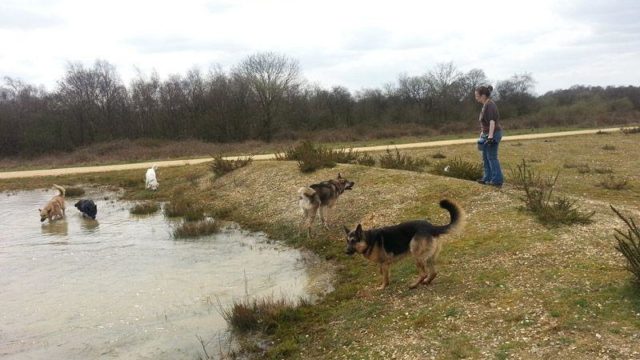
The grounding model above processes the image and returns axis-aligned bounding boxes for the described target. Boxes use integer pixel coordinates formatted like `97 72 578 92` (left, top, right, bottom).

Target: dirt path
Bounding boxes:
0 127 624 179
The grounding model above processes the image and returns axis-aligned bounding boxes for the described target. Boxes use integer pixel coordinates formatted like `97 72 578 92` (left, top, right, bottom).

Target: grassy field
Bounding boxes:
2 130 640 359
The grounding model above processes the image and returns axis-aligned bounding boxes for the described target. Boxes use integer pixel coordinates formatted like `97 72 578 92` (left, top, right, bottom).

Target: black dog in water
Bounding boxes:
74 199 97 219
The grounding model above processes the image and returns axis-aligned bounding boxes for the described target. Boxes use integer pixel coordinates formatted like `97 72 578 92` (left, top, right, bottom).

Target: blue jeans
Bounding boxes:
481 130 503 185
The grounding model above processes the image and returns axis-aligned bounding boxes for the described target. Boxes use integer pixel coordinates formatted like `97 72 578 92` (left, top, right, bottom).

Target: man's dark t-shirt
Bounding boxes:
479 101 501 133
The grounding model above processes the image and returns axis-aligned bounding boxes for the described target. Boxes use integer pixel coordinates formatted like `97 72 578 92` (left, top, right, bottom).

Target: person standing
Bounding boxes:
475 85 503 187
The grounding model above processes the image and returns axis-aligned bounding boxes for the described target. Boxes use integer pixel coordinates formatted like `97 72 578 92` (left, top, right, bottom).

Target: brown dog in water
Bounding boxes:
39 184 66 222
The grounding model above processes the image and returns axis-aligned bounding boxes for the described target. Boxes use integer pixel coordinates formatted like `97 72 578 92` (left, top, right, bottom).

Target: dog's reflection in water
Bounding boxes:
80 218 100 233
41 220 68 237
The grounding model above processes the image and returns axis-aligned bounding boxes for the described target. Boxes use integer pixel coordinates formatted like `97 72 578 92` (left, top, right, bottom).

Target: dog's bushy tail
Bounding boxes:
298 187 316 199
431 199 465 236
53 184 66 197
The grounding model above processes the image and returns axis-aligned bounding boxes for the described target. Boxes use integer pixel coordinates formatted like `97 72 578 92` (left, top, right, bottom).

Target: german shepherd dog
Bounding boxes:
298 173 355 237
344 199 464 290
39 184 66 222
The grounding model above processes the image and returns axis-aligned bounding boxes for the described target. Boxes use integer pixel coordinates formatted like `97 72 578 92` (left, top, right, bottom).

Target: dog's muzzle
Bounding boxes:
345 182 355 190
40 217 47 222
345 247 356 256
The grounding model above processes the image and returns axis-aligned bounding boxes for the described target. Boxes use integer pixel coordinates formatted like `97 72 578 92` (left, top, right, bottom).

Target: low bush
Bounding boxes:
173 219 220 238
210 155 252 177
431 157 482 181
611 206 640 285
165 188 205 221
130 201 160 215
513 159 594 227
64 186 85 197
219 295 303 335
598 176 629 190
378 148 430 172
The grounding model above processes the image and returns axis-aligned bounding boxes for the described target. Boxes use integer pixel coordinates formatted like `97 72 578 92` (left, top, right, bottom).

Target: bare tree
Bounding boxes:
234 52 301 142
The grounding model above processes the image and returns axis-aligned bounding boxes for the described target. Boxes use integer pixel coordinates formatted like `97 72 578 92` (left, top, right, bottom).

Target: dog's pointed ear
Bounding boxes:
337 172 342 179
38 208 41 212
343 225 350 235
355 224 363 236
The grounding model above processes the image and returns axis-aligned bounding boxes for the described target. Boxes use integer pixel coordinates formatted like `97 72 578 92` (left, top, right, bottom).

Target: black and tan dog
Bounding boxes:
298 173 355 237
39 184 66 222
75 199 97 220
344 199 464 290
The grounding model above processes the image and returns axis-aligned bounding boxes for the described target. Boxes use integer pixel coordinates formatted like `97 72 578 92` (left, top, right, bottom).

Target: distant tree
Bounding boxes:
234 52 301 142
495 73 537 117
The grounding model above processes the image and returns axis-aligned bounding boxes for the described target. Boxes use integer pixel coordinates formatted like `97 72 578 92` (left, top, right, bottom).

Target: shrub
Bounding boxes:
173 219 220 238
64 186 85 197
130 201 160 215
276 141 336 173
513 159 594 227
621 126 640 134
219 295 302 335
164 188 205 221
355 152 376 166
210 155 252 177
431 157 482 181
598 176 629 190
378 148 430 172
276 141 374 172
576 164 591 174
593 167 613 174
611 206 640 285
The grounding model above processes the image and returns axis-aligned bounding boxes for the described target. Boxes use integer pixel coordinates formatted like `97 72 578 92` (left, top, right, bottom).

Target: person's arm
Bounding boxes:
488 120 496 139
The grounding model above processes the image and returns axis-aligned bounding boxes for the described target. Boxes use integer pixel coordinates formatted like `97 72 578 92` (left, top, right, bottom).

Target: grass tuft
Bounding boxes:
431 157 483 181
130 201 160 215
173 219 220 238
164 187 205 221
611 206 640 285
210 155 252 177
64 186 85 197
220 295 303 335
378 148 430 172
513 159 594 227
598 176 629 190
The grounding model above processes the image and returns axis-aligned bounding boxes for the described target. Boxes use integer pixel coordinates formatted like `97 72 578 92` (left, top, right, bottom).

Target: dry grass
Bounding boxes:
173 219 220 238
130 201 160 215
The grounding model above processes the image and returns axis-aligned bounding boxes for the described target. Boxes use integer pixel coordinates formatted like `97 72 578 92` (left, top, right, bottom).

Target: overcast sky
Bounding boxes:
1 0 638 94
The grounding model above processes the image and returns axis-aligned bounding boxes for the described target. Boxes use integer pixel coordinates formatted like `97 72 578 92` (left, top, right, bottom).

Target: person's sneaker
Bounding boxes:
487 182 503 188
476 179 487 184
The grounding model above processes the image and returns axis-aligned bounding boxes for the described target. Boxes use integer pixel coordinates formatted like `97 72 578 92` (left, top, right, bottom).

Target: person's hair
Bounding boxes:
475 85 493 97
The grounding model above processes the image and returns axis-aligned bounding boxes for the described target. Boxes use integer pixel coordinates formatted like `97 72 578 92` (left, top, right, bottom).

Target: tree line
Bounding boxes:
1 52 639 156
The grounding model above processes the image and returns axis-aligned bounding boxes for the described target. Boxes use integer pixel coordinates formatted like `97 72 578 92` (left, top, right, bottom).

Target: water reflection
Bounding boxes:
80 218 99 233
41 220 68 236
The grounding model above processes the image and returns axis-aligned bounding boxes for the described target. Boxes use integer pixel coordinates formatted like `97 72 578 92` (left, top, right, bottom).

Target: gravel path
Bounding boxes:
0 127 624 179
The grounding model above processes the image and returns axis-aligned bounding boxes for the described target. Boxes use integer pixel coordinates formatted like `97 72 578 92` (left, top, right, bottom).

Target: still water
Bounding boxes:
0 188 331 359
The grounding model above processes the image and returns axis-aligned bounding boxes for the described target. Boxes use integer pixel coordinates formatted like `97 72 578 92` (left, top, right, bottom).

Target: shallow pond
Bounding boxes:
0 187 331 359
